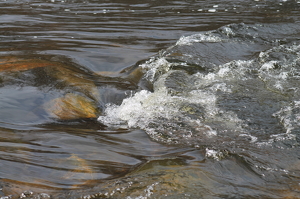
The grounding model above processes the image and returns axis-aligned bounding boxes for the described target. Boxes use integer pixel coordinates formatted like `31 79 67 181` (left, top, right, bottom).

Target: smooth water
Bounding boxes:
0 0 300 198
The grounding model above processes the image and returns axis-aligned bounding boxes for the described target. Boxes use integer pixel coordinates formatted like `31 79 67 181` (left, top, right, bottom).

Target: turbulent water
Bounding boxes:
97 23 300 198
0 0 300 199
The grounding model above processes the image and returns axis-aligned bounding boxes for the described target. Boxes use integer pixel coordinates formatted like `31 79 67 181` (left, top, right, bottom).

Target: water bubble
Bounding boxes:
0 196 12 199
239 134 258 143
205 148 227 160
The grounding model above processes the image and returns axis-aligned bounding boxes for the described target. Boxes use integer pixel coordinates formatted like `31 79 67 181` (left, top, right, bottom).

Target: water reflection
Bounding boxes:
0 126 189 195
1 0 299 72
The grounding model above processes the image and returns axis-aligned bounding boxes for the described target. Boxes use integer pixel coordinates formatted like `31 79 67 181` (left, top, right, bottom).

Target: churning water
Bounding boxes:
0 0 300 198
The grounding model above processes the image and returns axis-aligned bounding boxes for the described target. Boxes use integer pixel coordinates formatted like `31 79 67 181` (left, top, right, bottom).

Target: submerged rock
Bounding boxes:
44 65 101 102
44 93 99 120
0 57 102 122
62 157 212 199
0 58 57 73
0 56 148 123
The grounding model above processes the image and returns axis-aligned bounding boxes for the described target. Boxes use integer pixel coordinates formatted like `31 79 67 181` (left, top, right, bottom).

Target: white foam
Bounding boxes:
239 134 258 143
176 34 222 46
139 57 172 82
98 53 255 143
98 57 248 144
99 86 215 130
98 90 153 128
208 9 217 12
205 148 227 161
273 101 300 134
260 61 277 71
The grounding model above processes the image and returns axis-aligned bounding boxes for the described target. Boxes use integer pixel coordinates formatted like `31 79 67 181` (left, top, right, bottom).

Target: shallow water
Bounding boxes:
0 0 300 198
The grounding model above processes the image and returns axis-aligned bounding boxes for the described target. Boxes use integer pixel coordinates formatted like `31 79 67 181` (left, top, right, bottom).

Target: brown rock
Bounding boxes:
44 93 99 120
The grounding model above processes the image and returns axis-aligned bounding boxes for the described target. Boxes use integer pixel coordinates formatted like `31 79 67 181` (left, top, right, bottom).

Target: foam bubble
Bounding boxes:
176 34 222 46
273 101 300 134
139 57 172 82
208 9 217 12
205 148 228 160
98 62 246 144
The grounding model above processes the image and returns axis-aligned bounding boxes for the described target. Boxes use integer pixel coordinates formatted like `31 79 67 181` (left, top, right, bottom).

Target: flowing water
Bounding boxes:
0 0 300 198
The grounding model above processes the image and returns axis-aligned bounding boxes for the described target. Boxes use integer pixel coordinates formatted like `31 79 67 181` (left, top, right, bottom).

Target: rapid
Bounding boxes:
0 0 299 198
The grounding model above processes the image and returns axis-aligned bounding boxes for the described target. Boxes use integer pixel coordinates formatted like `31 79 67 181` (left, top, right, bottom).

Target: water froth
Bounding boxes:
98 57 247 145
176 34 222 46
99 24 300 147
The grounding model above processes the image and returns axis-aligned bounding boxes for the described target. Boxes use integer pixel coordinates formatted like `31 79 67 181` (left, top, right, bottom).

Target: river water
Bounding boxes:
0 0 300 198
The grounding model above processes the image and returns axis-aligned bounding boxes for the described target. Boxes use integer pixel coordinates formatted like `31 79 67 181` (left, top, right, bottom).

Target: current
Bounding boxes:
0 0 299 198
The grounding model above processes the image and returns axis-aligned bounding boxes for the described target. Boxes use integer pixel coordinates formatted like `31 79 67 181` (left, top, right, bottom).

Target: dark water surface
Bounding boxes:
0 0 300 198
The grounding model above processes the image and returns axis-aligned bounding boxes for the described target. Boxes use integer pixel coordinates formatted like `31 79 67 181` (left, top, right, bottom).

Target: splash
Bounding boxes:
99 24 300 147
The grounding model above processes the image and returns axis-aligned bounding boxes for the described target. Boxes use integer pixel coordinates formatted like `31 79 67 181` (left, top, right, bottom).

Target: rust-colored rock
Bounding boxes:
44 93 99 120
0 57 102 121
0 58 58 73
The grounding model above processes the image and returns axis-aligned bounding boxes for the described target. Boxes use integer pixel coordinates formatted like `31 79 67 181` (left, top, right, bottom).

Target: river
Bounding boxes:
0 0 299 198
